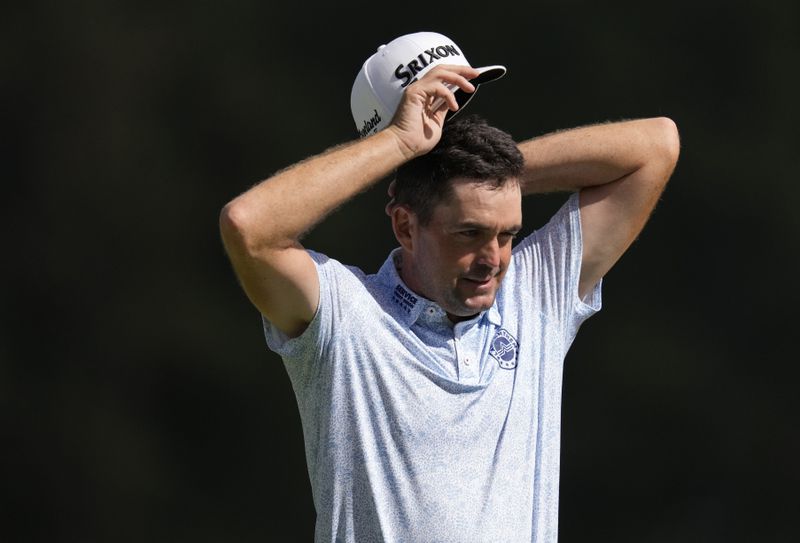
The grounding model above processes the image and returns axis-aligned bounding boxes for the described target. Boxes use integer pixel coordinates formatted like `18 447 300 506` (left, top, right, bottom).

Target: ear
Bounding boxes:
391 205 417 252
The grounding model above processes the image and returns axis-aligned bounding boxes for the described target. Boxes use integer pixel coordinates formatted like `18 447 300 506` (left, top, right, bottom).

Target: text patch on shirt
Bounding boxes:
392 284 418 314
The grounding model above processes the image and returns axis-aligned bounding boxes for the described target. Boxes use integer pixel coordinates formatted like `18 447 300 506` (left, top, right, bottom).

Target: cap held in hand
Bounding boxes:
350 31 506 138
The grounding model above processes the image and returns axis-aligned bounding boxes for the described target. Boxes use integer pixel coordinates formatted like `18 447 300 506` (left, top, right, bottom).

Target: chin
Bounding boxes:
469 298 495 312
458 293 497 314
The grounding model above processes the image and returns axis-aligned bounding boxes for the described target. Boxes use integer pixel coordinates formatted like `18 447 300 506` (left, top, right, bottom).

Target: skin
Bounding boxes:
393 178 522 322
219 63 679 338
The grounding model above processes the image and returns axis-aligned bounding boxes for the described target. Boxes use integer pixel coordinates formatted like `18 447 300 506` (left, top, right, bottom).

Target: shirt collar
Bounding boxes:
377 248 502 328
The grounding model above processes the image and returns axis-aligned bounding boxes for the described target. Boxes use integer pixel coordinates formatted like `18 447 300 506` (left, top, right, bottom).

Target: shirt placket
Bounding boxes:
453 321 479 383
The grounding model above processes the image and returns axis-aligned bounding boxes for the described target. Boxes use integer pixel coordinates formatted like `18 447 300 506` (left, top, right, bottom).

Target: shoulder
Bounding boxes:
309 250 368 283
511 193 580 261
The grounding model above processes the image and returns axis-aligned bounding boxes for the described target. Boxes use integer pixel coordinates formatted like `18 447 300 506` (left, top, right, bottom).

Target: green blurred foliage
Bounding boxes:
2 0 798 541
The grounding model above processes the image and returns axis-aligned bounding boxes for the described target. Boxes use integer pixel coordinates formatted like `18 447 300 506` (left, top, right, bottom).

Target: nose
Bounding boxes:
477 237 501 270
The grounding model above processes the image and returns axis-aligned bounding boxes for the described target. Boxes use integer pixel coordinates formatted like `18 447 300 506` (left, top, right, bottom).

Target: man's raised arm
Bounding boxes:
517 117 680 298
218 65 480 337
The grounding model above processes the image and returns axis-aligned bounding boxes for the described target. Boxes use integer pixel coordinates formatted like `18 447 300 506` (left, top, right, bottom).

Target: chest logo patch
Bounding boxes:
489 328 519 369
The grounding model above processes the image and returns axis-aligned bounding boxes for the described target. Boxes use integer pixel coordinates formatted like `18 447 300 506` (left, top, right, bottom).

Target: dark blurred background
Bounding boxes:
3 0 799 541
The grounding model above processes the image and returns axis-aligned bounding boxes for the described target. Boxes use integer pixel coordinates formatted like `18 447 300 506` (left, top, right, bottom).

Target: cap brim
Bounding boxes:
447 64 507 121
472 64 506 85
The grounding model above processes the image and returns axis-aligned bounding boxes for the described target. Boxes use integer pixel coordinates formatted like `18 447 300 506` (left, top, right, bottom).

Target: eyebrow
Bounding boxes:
454 221 523 233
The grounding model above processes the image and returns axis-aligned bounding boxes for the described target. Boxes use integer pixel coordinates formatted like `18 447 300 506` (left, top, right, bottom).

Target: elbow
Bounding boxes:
219 199 257 252
651 116 681 168
640 117 680 186
219 200 243 238
219 198 288 256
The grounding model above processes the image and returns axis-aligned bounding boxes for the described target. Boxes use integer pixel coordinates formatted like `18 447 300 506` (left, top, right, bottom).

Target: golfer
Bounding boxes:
219 31 679 543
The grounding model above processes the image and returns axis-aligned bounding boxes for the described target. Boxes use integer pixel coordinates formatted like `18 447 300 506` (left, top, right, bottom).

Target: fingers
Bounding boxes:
429 82 460 114
426 64 479 94
386 64 482 158
410 64 480 114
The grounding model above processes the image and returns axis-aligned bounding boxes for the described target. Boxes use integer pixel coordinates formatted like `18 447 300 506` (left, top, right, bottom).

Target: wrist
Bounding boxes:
383 125 421 162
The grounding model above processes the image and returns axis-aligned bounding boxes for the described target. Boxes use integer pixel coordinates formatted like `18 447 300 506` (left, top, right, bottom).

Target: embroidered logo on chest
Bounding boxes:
489 328 519 369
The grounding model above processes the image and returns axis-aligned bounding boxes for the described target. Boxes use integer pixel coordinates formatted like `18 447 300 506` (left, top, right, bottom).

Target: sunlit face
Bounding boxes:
400 178 522 322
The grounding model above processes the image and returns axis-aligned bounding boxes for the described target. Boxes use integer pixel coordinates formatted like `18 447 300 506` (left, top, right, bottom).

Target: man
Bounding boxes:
219 31 679 543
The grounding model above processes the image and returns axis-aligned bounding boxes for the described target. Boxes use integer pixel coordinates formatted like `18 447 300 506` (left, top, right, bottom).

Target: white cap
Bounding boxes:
350 31 506 138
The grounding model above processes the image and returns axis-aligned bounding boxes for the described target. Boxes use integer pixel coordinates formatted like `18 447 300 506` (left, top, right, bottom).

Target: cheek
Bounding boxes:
426 239 469 270
451 251 478 275
418 240 456 282
501 246 514 268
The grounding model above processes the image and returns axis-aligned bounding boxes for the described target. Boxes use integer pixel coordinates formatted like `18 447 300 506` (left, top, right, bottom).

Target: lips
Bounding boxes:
461 276 494 287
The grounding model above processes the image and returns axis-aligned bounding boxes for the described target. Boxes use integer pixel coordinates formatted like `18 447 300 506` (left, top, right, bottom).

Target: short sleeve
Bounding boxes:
511 192 602 338
261 250 336 363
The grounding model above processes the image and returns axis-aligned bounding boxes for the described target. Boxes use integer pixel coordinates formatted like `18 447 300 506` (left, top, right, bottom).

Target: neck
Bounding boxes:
395 250 421 296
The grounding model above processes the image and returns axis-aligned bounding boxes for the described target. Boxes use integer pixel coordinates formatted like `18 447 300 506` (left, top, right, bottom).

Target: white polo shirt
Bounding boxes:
264 193 602 543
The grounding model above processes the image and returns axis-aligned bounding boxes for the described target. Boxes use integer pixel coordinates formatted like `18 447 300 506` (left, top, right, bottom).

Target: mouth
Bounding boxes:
461 276 494 288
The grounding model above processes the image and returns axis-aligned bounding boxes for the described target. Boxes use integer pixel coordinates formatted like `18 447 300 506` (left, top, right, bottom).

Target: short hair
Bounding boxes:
393 114 524 225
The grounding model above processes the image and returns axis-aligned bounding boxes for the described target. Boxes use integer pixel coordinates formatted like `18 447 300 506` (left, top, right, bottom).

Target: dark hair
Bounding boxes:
393 114 524 225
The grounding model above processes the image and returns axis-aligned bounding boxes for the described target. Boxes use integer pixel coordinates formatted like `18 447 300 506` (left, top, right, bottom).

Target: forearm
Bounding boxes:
517 117 678 195
220 128 408 251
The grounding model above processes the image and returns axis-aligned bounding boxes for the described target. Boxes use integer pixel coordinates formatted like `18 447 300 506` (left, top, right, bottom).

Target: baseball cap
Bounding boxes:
350 31 506 138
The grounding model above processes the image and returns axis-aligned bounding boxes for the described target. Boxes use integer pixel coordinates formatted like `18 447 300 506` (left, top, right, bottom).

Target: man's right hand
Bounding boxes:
386 64 480 161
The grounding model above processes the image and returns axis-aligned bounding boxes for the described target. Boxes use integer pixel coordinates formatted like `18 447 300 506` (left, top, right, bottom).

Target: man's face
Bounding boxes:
405 178 522 322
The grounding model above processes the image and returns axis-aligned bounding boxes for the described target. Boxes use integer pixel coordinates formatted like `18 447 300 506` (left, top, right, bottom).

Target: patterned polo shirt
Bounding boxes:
263 192 602 542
